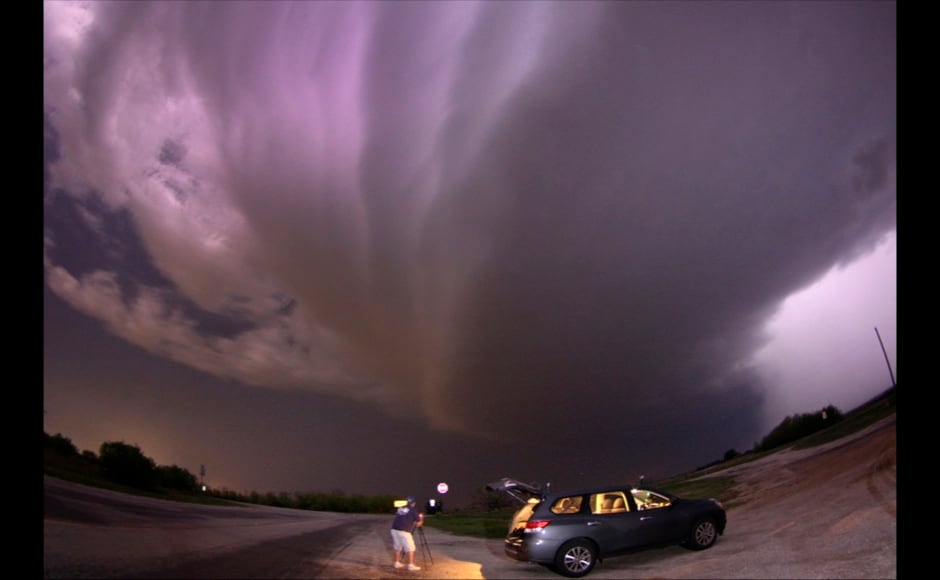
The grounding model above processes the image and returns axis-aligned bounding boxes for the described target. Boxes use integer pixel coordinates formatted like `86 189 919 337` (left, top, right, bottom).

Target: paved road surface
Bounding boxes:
44 414 896 578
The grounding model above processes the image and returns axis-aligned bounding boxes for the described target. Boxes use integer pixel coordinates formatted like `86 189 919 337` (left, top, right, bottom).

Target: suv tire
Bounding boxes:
554 539 597 578
683 517 718 550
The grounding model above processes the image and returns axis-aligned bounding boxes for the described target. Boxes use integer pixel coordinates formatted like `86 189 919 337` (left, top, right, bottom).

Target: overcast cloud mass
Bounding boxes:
43 1 896 507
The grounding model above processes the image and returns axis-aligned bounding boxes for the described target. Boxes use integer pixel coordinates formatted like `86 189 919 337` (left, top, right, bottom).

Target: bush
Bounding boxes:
45 432 79 457
157 464 199 493
44 432 101 478
99 441 158 490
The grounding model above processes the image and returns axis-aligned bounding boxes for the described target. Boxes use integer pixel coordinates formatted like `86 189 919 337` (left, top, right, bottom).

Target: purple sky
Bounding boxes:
43 1 896 508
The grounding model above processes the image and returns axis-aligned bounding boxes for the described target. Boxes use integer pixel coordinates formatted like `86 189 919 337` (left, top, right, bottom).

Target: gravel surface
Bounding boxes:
316 414 897 579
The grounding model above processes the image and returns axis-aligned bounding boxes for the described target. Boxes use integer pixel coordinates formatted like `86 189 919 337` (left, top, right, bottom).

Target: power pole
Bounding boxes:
874 327 896 388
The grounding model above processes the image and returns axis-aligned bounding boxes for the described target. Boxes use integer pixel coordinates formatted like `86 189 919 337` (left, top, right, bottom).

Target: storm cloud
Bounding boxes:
44 1 895 502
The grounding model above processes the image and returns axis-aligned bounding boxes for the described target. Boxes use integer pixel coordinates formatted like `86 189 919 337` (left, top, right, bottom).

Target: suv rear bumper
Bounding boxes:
505 543 529 562
505 536 561 565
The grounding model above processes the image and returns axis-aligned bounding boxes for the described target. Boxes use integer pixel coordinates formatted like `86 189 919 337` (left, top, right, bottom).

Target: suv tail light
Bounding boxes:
524 520 551 533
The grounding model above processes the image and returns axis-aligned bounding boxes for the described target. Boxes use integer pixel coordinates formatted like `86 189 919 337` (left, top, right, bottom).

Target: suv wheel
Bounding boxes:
684 517 718 550
554 539 597 578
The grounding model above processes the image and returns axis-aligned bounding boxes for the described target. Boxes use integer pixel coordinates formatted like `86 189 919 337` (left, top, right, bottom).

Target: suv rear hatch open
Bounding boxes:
485 477 545 504
486 477 549 559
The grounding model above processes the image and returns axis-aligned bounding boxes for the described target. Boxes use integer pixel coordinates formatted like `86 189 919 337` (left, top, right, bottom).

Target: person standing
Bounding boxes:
391 496 424 571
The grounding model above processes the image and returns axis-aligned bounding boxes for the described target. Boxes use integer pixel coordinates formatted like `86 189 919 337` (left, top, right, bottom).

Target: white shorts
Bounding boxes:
390 528 416 553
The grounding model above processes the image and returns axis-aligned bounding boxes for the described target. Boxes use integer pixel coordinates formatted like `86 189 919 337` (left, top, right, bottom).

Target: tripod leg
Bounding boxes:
419 527 433 568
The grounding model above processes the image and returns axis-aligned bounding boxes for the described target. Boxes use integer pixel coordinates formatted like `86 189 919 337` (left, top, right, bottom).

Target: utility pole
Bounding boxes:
874 327 896 388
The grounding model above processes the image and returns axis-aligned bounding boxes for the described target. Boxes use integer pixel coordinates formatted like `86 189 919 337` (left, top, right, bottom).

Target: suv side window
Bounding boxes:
550 495 583 514
589 491 630 514
632 489 672 511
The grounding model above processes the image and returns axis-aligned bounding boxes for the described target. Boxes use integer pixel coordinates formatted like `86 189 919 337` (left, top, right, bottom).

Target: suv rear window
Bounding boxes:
550 495 583 514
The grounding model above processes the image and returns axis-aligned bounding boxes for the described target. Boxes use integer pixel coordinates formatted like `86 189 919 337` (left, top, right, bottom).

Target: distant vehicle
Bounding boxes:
486 477 727 578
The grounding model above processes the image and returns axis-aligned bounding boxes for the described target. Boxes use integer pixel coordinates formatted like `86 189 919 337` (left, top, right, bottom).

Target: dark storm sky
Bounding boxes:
43 1 896 508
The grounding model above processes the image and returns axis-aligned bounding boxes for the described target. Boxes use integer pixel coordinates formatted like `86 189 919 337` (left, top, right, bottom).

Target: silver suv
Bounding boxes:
486 477 727 578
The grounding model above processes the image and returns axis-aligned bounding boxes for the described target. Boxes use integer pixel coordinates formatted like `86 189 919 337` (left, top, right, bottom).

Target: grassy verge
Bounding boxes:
422 509 515 539
655 476 738 504
43 468 243 507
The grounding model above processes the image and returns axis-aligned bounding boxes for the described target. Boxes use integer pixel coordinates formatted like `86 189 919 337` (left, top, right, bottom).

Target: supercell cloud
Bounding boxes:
44 1 895 495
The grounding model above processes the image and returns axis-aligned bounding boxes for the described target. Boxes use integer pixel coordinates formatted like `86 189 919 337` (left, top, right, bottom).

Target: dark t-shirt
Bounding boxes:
391 505 421 533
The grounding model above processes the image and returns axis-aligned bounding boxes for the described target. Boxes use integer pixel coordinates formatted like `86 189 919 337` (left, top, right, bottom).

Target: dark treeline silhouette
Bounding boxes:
43 433 397 513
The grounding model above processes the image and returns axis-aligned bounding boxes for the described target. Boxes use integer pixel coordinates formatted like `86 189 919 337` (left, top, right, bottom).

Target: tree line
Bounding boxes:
43 432 398 513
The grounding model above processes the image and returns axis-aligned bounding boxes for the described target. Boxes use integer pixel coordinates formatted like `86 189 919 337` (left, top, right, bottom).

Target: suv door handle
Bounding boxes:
587 521 602 526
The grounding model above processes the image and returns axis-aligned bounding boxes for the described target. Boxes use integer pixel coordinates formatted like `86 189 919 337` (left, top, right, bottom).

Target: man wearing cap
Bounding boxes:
391 496 425 571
